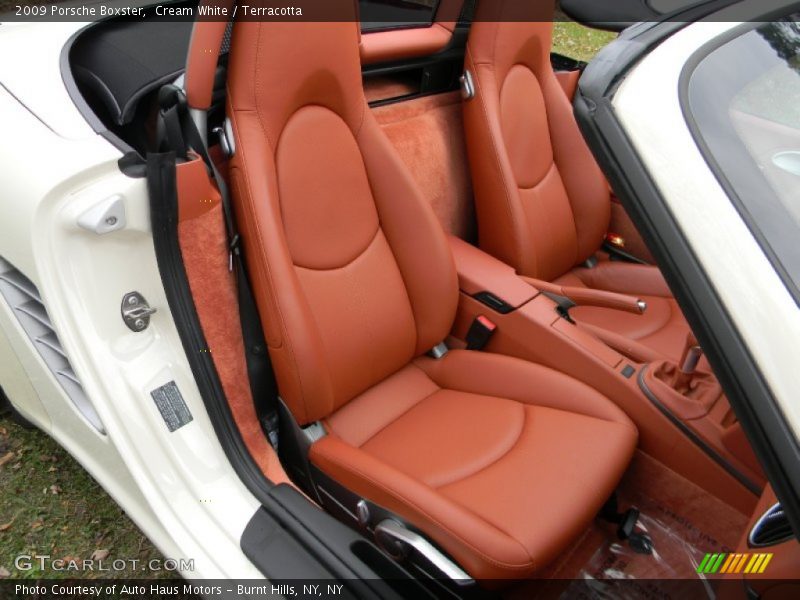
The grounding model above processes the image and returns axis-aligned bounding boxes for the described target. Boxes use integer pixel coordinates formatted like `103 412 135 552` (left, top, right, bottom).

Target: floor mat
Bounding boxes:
513 452 751 599
562 511 715 598
617 452 749 554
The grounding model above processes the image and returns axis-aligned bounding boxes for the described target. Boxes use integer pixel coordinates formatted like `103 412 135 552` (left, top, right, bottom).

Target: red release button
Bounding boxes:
476 315 497 332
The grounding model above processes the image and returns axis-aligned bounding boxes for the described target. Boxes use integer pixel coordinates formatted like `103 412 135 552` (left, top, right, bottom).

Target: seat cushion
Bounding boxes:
310 350 637 580
555 261 698 366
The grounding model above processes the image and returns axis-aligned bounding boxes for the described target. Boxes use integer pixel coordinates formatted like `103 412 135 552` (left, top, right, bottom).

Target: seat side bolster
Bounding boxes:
358 115 460 354
463 51 533 276
309 435 536 580
543 64 611 264
228 109 337 425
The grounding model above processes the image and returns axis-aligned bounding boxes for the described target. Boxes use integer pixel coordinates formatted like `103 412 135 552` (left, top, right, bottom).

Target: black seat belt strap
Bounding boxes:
235 256 280 449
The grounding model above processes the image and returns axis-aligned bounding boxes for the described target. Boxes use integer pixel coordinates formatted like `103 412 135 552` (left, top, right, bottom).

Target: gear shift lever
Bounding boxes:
649 333 720 420
681 344 703 374
674 335 703 393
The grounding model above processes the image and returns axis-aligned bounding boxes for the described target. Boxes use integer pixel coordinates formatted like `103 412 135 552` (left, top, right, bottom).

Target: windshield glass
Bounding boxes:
688 17 800 300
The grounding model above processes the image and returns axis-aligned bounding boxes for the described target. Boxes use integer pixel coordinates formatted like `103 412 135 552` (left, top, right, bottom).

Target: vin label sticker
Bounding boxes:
150 381 193 432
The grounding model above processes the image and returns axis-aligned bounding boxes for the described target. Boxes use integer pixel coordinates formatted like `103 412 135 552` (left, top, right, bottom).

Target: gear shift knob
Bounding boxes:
673 333 703 392
678 334 703 373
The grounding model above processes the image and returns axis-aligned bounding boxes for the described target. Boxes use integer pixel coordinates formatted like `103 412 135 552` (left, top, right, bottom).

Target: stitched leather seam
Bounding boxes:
432 403 526 489
292 224 381 272
508 63 581 274
272 104 379 275
541 72 583 268
435 411 537 551
356 385 442 449
507 62 556 191
517 160 557 191
419 359 634 427
354 96 367 137
355 124 421 352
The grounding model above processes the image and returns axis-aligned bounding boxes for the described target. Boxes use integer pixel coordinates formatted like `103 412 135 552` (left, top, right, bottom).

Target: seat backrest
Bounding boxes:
225 7 458 426
463 0 611 281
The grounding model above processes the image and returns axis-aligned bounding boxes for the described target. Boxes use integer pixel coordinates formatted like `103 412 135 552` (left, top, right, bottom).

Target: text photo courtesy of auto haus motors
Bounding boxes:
0 0 799 598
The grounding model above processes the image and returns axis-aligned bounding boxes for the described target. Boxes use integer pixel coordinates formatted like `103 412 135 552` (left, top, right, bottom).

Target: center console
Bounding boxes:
446 237 764 514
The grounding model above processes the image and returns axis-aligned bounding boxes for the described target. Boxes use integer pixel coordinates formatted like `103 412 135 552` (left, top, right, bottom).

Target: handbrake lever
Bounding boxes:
520 276 647 315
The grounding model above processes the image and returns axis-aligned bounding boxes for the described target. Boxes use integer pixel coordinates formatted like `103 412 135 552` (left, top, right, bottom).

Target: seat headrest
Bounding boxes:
468 0 557 69
226 1 365 142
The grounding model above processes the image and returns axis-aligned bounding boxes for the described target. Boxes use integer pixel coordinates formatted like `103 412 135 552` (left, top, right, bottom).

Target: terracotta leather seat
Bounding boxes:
463 0 694 364
226 9 637 581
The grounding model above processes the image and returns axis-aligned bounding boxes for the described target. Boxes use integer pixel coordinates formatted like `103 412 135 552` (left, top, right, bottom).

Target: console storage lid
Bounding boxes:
448 236 537 310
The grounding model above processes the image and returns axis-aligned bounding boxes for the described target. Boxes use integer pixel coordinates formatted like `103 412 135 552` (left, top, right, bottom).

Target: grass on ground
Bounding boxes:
0 415 164 579
553 20 618 63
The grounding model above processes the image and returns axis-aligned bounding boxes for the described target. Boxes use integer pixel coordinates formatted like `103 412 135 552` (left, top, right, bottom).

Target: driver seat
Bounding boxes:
463 0 697 365
223 4 637 581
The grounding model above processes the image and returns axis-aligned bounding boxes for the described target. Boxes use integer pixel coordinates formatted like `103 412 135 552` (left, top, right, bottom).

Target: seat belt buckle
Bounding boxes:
262 411 280 451
605 232 626 249
465 315 497 351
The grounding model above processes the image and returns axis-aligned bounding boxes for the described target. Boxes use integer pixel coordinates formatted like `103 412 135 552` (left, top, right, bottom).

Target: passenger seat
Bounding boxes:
224 6 637 581
462 0 696 364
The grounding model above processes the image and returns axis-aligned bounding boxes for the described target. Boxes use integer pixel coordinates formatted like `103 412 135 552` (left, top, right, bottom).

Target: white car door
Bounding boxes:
574 0 800 551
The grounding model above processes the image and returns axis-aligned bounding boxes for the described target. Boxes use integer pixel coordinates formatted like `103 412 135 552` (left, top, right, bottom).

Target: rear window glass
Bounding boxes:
360 0 439 32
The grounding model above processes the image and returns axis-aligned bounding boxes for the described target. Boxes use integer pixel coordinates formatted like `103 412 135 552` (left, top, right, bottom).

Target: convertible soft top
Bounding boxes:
69 19 194 125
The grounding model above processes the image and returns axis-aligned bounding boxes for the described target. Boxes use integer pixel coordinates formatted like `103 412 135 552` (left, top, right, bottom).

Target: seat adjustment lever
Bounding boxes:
374 520 474 585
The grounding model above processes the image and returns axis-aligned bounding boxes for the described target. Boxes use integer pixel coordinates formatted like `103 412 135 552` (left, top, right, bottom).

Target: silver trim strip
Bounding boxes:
374 519 473 584
748 502 793 547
